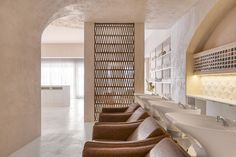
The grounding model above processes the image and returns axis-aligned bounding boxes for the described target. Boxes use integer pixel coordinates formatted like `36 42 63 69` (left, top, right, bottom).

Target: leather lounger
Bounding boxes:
84 117 169 149
98 107 149 123
83 138 191 157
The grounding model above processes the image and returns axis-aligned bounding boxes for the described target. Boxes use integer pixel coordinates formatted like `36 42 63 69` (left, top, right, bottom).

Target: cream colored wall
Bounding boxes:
186 0 236 97
135 23 145 93
84 22 95 122
185 1 236 121
0 1 79 156
188 4 236 101
203 6 236 50
41 43 84 58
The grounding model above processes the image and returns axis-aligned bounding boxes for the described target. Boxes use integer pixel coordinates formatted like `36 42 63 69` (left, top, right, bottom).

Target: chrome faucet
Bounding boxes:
216 116 229 127
178 102 186 109
161 96 168 100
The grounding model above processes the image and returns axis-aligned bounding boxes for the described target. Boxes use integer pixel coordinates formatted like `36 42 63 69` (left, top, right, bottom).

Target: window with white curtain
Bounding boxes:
41 59 84 98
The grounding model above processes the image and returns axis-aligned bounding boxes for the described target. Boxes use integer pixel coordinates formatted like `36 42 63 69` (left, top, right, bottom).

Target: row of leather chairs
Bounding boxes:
82 103 191 157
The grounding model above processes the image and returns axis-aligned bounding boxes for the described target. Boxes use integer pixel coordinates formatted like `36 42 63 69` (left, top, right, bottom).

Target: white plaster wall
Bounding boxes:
145 0 218 103
170 0 218 103
41 43 84 58
145 29 171 58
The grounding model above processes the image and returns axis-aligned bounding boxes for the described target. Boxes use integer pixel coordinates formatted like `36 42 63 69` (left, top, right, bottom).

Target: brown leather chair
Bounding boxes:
84 117 168 149
83 138 191 157
99 107 149 122
101 102 140 113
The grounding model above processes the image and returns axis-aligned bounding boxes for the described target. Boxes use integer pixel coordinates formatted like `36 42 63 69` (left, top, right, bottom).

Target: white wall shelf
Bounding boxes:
149 37 172 98
154 67 172 72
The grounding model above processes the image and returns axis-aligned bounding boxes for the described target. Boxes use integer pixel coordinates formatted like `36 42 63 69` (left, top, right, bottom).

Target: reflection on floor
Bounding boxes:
10 99 93 157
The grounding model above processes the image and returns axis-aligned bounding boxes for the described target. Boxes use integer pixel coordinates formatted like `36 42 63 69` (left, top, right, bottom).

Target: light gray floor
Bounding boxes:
10 99 93 157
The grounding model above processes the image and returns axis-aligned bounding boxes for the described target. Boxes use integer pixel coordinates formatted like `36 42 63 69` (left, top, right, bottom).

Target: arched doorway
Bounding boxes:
40 16 85 127
8 4 94 157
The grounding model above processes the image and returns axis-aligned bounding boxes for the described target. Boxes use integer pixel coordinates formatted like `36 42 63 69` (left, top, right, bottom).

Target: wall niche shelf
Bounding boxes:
194 42 236 75
149 37 172 98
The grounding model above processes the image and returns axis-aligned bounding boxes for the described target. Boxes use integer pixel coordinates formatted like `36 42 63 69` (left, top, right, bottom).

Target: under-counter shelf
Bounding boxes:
187 94 236 106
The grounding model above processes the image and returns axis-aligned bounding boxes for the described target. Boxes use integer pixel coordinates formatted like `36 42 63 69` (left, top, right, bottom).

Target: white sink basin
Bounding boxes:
148 100 201 115
166 112 236 157
136 94 162 101
135 94 163 111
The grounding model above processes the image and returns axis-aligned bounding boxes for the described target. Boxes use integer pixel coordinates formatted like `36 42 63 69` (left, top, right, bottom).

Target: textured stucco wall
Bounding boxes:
0 0 77 156
170 0 218 103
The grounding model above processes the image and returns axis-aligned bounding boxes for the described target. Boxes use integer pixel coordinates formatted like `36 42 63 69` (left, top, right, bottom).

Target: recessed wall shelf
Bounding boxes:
194 42 236 75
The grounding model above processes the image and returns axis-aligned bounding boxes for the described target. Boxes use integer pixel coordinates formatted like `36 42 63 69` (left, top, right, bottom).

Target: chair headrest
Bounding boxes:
146 138 191 157
127 117 165 141
125 102 140 112
126 107 149 122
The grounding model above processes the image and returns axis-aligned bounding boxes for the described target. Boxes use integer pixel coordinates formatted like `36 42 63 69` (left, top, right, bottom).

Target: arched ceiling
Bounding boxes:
187 0 236 53
49 0 199 29
42 0 200 44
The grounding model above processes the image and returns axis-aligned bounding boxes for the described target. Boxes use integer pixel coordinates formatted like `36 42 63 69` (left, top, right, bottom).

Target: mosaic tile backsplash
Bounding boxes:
201 75 236 100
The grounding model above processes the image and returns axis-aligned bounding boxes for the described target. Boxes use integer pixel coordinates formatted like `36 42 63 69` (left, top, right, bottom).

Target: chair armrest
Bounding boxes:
83 145 153 157
102 107 128 113
86 135 169 148
98 112 132 122
92 122 140 140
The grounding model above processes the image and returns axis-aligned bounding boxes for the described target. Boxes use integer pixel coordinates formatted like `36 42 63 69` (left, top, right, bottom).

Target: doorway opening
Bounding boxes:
40 16 85 133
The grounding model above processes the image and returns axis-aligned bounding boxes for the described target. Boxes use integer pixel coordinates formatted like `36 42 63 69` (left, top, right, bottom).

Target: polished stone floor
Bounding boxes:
10 99 93 157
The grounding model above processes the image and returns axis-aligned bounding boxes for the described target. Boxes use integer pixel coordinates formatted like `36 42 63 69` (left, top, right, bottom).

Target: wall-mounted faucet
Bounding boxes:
216 116 229 127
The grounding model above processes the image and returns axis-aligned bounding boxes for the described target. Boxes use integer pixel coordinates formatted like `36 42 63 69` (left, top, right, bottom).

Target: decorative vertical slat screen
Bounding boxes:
94 23 135 121
194 42 236 74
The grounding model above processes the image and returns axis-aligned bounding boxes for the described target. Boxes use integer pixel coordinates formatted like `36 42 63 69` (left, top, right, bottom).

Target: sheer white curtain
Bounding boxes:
41 59 84 98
